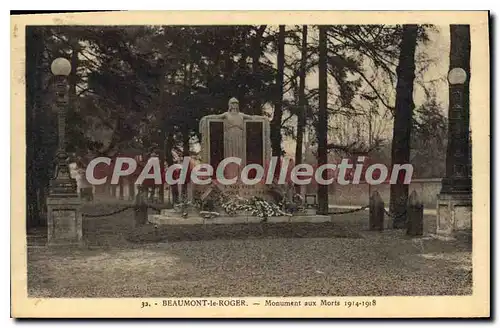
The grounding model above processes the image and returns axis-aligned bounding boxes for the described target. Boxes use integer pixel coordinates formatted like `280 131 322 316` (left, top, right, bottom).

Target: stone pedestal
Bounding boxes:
436 193 472 237
148 212 331 226
46 197 83 246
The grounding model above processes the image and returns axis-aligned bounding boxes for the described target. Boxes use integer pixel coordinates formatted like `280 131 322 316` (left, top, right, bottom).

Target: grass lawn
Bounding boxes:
27 203 472 297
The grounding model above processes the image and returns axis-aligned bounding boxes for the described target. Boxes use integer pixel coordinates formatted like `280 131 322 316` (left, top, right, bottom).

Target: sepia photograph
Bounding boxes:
11 11 490 318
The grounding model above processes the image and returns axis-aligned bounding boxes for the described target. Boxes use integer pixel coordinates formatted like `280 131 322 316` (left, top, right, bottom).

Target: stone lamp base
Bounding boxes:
46 197 83 246
436 192 472 238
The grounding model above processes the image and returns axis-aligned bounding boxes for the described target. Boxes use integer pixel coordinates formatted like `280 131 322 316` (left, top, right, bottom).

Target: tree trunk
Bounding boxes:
26 27 41 230
158 144 165 203
69 42 78 114
165 130 179 203
317 26 329 215
295 25 308 193
157 67 168 204
26 27 48 230
270 25 285 157
251 25 267 115
237 54 248 108
390 25 419 228
181 125 190 199
180 62 193 199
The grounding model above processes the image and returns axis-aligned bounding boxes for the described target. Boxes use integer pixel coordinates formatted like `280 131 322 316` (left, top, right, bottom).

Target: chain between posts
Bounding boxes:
327 205 407 220
81 204 404 219
82 205 135 218
82 204 386 217
81 203 162 218
383 208 407 220
328 205 369 215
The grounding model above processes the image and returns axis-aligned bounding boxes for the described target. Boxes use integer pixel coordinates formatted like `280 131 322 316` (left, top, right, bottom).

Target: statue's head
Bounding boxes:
228 97 239 112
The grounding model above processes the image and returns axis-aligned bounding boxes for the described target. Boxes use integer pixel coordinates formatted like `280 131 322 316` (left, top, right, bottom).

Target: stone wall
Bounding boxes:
328 178 442 209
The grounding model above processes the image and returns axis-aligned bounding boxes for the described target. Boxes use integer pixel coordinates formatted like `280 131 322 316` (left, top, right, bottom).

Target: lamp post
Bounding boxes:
440 67 472 195
48 57 78 197
46 57 82 246
436 25 472 238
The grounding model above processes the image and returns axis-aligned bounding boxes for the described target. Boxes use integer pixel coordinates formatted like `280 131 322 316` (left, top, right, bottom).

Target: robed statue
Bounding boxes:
199 98 271 180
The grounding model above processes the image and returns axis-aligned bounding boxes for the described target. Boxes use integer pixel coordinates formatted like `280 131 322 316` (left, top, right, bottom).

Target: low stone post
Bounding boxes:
134 186 148 227
369 191 384 231
407 190 424 236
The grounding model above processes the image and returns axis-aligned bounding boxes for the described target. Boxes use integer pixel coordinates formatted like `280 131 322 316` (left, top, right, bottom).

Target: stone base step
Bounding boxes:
161 208 318 217
148 214 332 225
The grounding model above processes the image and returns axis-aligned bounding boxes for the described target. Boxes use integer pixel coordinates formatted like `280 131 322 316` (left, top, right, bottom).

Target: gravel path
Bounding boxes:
28 232 471 297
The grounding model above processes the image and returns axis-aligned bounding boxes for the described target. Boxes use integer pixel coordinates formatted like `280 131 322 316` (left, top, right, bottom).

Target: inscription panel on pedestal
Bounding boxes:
52 210 77 240
438 204 451 231
209 121 225 172
454 205 472 230
219 183 269 199
246 121 264 167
